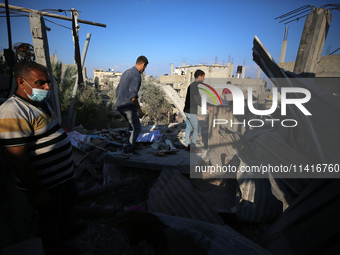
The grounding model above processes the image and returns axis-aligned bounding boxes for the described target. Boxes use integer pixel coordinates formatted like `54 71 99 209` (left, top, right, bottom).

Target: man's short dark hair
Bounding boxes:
13 61 48 79
194 69 205 78
136 56 149 66
227 81 231 84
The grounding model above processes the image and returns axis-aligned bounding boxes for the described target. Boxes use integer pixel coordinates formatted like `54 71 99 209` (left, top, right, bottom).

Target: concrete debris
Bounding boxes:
151 140 169 150
2 100 338 254
165 139 177 150
79 177 140 200
3 94 338 254
153 149 179 157
2 7 339 253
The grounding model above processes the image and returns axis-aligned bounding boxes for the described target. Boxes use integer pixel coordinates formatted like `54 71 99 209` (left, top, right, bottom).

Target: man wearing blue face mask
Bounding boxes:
0 61 79 255
22 76 50 101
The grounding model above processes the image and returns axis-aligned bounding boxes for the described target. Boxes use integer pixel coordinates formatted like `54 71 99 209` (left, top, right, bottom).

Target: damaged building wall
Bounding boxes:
293 7 332 77
160 64 267 99
278 54 340 78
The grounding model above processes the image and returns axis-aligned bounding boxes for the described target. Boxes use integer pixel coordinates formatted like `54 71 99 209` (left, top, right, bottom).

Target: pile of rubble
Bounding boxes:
3 107 339 254
62 122 204 254
62 117 279 255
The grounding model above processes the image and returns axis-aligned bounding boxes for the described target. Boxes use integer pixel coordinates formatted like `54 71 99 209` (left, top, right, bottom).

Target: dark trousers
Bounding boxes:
36 178 78 254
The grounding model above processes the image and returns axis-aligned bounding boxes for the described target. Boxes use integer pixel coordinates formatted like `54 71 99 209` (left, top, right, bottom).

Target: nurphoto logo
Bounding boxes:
200 84 312 128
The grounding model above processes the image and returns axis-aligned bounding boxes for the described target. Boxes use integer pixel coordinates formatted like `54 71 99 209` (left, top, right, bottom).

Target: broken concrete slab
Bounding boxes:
161 84 186 118
104 146 203 175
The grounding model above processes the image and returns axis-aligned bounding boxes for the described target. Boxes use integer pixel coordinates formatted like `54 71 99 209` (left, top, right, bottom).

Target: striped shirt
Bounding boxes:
0 95 75 190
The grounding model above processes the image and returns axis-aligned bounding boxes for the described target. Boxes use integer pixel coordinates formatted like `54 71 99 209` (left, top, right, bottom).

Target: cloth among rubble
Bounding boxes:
137 129 163 142
67 131 91 148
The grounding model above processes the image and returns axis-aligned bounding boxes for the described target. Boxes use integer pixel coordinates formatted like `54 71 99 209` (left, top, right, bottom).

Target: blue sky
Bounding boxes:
1 0 339 78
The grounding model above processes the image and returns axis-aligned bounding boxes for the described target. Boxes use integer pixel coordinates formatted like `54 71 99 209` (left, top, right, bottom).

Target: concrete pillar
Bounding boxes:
257 68 261 79
182 62 185 67
293 8 332 77
29 11 61 123
230 63 234 77
242 66 245 78
279 26 288 63
226 62 231 77
171 63 174 76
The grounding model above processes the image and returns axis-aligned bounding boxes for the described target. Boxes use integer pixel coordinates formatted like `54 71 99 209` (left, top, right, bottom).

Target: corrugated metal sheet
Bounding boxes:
235 154 283 223
147 169 225 225
206 107 286 223
251 131 313 207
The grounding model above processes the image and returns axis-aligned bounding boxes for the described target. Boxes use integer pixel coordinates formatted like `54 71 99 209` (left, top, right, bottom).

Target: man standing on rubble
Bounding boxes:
221 81 233 106
183 69 205 153
115 55 148 155
0 61 79 255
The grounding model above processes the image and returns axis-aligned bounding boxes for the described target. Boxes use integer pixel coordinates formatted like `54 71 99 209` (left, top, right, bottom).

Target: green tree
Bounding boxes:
51 61 77 117
74 85 111 129
140 75 173 124
52 61 112 129
106 88 116 109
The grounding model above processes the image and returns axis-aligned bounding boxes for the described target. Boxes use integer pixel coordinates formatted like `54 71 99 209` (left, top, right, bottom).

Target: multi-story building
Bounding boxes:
93 69 122 90
160 63 267 99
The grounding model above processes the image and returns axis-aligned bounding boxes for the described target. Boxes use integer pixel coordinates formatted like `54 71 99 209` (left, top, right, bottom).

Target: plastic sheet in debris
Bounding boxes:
137 129 163 142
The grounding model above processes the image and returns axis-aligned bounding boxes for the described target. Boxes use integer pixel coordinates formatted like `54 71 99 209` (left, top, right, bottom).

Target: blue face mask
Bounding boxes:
23 79 50 102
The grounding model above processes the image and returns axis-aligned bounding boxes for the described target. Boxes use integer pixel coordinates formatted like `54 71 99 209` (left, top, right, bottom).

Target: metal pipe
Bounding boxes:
4 0 14 98
4 0 12 51
81 33 91 82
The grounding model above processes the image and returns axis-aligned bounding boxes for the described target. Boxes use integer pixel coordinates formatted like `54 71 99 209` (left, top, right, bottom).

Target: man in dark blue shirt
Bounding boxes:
115 56 148 154
183 69 205 153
